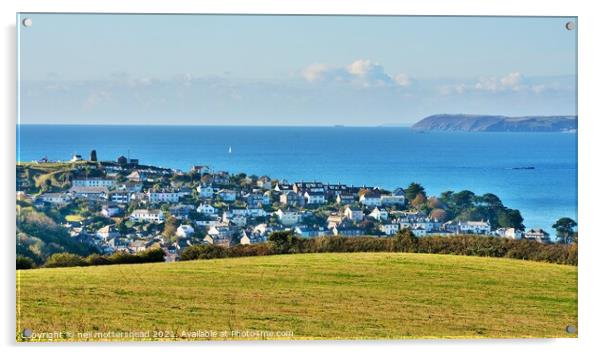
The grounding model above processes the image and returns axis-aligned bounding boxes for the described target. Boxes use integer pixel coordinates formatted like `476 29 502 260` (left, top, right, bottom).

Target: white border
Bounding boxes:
2 1 601 354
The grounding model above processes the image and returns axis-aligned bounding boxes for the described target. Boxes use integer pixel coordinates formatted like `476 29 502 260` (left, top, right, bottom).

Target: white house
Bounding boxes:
380 223 400 236
101 205 121 218
197 203 218 216
110 191 130 204
369 207 388 221
294 226 331 238
147 190 180 203
70 154 83 162
169 204 195 219
228 208 267 218
344 207 364 222
96 225 120 241
411 227 428 237
304 191 326 205
38 192 72 205
327 213 344 228
523 228 551 243
275 209 302 226
197 185 215 198
176 225 195 238
240 231 251 245
256 176 272 188
69 186 109 201
496 227 522 240
130 209 165 223
191 165 209 174
280 191 302 206
458 220 491 235
245 192 270 207
126 170 147 182
195 218 221 228
72 178 115 188
380 194 406 206
128 240 148 254
216 189 237 202
222 212 247 226
273 183 293 193
360 191 383 207
336 194 355 205
207 225 235 247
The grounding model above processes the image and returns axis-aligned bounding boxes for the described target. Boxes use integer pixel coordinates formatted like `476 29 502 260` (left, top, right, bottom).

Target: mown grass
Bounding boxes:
64 215 84 222
16 253 577 341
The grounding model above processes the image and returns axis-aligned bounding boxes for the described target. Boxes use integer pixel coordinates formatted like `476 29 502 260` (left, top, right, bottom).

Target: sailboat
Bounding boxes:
228 146 232 154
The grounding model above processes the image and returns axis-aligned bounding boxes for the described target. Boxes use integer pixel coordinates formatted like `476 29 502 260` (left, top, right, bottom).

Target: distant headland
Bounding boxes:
411 114 577 132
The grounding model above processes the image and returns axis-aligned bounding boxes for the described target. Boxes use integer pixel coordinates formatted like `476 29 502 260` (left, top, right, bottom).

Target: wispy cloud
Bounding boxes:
475 72 524 92
302 59 411 88
438 72 570 95
20 71 576 125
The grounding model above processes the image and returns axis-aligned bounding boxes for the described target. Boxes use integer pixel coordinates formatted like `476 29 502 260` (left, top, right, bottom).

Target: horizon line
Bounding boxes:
16 123 414 128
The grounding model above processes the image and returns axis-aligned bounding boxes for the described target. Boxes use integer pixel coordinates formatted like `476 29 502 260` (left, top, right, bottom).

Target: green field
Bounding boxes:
16 253 577 341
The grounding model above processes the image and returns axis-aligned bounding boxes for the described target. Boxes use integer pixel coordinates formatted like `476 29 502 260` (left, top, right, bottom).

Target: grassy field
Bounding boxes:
16 253 577 341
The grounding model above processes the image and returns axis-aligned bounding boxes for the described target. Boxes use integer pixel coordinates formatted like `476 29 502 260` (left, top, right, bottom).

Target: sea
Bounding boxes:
17 125 578 234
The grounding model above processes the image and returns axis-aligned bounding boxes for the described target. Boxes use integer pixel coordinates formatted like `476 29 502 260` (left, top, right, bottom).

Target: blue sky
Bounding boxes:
18 14 577 125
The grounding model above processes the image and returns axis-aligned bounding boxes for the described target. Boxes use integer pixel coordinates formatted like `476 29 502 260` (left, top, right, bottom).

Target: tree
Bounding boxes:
451 190 476 210
268 230 301 254
427 196 443 209
552 217 577 244
405 182 426 201
497 208 524 230
162 216 178 239
481 193 503 207
430 208 448 222
90 149 97 162
117 220 129 235
395 228 418 252
16 255 35 269
439 190 454 205
411 193 427 209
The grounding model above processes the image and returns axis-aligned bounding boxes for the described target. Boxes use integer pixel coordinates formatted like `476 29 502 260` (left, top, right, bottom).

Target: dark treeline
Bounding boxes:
18 230 577 270
181 230 578 266
17 248 166 269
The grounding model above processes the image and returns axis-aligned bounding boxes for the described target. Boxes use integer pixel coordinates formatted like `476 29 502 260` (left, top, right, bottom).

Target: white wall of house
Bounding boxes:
72 179 115 187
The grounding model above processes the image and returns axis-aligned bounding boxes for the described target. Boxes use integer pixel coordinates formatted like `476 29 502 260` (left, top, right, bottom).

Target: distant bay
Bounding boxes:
17 125 577 233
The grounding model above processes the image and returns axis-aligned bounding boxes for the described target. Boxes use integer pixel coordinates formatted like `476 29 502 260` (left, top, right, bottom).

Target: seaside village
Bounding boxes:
21 154 552 262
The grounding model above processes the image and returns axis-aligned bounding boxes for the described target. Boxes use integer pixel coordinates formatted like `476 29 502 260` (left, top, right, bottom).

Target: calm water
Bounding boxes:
17 125 577 233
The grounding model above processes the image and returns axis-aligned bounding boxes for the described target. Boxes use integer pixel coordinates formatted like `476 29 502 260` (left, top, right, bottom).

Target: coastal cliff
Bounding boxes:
412 114 577 132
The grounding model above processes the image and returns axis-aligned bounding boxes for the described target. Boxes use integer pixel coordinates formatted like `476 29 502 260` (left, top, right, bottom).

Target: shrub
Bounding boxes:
44 253 87 268
268 231 302 254
108 251 141 264
395 228 419 252
16 255 35 270
181 244 227 261
137 248 166 263
227 244 273 258
85 254 112 266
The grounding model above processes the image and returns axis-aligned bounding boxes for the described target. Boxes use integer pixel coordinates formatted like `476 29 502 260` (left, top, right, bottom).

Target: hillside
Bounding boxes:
411 114 577 132
17 253 577 341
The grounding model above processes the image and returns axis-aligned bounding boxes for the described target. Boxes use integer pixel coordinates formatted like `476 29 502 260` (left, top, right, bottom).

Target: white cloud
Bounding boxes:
303 59 410 88
394 73 411 87
475 72 524 92
438 84 468 95
500 72 522 88
302 63 330 82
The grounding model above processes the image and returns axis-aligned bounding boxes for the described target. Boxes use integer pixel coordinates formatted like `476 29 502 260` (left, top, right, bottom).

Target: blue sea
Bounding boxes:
17 125 577 233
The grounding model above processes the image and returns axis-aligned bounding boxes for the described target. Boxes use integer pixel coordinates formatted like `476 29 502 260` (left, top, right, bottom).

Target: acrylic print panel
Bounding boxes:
16 13 577 341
